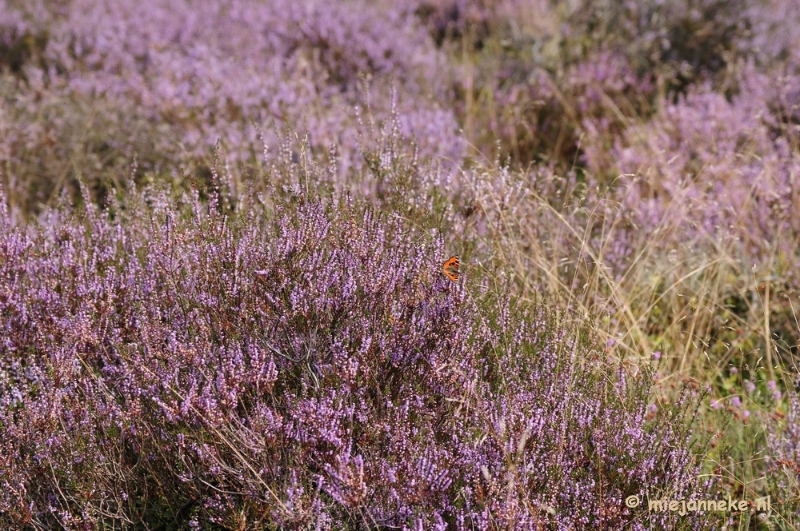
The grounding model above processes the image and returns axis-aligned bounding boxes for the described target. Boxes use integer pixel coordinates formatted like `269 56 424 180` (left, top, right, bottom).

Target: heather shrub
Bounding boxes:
767 384 800 528
742 0 800 72
429 0 800 167
0 169 713 528
455 75 798 521
0 0 463 214
580 64 800 372
586 68 800 241
460 148 799 395
4 0 800 527
0 2 48 75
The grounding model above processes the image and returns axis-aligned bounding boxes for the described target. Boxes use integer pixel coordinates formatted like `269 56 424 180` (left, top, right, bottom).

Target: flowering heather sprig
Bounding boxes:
0 178 710 528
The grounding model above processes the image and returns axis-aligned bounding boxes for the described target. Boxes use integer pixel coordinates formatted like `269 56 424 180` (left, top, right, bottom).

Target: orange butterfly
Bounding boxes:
442 255 460 282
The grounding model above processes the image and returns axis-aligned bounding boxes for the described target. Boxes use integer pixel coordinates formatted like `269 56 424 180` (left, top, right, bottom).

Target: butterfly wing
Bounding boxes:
442 255 460 281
